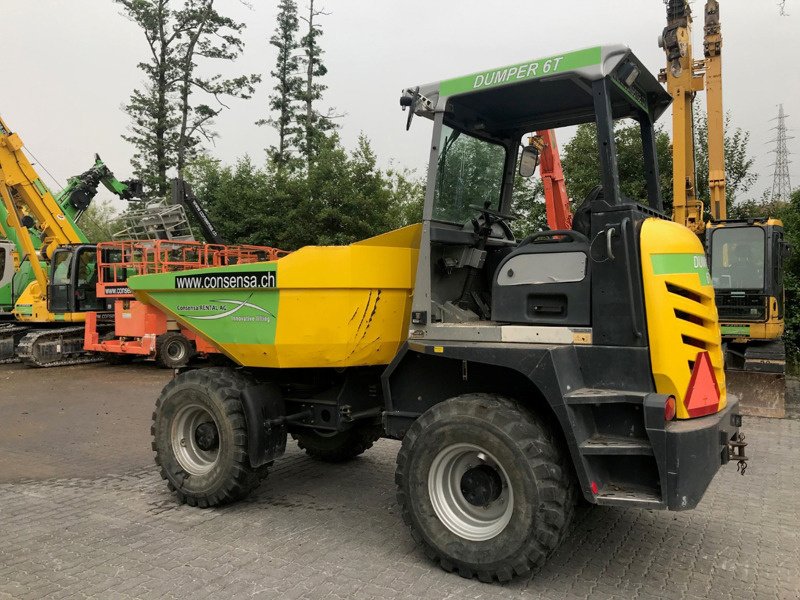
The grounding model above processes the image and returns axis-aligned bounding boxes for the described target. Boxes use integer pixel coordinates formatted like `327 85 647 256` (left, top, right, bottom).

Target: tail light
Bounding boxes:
665 396 677 421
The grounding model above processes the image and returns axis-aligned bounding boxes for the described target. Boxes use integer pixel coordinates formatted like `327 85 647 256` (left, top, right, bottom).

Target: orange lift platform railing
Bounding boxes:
85 239 287 368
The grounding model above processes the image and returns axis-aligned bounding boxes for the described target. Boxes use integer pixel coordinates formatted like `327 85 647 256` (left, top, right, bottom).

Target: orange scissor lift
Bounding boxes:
85 239 288 367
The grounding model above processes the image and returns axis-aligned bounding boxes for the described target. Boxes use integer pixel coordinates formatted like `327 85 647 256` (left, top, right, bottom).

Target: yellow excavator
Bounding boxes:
0 113 143 366
660 0 789 416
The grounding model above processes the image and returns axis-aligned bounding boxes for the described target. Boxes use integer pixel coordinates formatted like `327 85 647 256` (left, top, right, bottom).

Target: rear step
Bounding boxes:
565 387 664 508
594 484 664 509
564 388 648 405
579 434 654 456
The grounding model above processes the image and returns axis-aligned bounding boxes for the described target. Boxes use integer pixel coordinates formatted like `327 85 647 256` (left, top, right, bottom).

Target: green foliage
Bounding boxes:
116 0 180 196
561 121 673 213
386 166 425 227
186 135 417 250
78 200 119 243
510 176 547 239
779 189 800 362
694 113 758 215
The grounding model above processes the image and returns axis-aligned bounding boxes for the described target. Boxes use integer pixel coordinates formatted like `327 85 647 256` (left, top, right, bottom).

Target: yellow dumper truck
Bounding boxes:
130 46 747 581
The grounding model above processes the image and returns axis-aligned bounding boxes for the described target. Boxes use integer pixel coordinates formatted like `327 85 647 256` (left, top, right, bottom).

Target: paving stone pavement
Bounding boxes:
0 417 798 600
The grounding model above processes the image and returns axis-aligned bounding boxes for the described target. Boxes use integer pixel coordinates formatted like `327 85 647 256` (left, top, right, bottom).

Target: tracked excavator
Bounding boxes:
0 114 143 366
659 0 789 416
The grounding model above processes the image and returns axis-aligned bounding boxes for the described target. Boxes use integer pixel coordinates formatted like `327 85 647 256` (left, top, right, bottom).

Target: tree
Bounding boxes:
116 0 182 196
173 0 260 178
511 176 547 239
118 0 259 192
186 134 403 251
185 154 282 247
297 0 338 166
694 112 758 216
258 0 303 169
289 134 396 246
387 166 425 227
561 121 674 213
78 200 120 242
781 188 800 365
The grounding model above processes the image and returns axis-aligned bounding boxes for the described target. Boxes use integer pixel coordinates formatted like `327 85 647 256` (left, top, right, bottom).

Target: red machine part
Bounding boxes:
535 129 572 231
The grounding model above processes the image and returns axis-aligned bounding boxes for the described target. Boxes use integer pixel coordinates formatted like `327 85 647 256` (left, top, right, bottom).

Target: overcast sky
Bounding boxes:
3 0 799 210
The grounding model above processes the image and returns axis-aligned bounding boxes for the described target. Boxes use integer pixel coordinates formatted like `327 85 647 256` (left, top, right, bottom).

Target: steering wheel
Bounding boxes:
469 203 518 221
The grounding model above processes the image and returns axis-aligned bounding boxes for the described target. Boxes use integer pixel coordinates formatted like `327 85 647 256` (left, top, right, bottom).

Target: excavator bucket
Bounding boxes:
726 371 785 418
724 340 786 418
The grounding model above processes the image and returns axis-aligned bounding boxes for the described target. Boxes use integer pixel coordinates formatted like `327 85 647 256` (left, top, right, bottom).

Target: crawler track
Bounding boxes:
16 326 104 368
0 324 31 364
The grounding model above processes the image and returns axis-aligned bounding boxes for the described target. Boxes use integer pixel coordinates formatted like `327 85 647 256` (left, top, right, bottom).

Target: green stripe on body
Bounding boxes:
721 325 750 336
651 253 712 286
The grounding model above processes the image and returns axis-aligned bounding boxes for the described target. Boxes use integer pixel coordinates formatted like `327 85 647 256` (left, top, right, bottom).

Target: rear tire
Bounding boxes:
152 367 262 507
156 332 195 369
292 423 382 463
395 394 574 582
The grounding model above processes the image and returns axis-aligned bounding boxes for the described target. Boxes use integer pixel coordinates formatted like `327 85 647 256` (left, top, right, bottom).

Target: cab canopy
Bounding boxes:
402 45 671 211
407 45 670 134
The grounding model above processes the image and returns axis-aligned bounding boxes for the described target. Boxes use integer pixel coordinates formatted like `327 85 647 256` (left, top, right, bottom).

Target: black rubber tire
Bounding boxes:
292 423 383 463
395 394 575 583
151 367 262 507
156 332 195 369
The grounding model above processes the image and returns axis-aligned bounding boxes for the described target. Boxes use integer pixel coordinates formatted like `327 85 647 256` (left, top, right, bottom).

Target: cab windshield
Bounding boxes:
711 227 766 290
432 126 506 224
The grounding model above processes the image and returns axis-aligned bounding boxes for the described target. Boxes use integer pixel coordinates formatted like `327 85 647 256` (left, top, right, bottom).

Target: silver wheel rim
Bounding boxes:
428 443 513 542
166 339 187 362
171 403 219 475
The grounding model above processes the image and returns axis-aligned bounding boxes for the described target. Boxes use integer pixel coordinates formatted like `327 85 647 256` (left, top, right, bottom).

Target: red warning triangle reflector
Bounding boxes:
684 351 721 418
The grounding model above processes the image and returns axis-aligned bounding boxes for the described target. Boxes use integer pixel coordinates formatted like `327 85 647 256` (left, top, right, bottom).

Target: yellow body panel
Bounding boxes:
13 281 85 323
640 218 726 419
173 225 422 369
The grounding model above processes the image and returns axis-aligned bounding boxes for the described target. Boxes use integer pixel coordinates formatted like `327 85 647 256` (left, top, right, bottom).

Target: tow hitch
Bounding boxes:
726 431 749 475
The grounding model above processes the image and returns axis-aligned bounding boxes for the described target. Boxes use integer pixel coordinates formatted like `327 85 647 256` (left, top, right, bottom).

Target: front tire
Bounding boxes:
152 368 262 507
395 394 574 582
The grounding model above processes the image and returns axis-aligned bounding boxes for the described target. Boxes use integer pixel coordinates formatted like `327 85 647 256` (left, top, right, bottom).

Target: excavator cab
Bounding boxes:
707 219 788 372
47 245 106 314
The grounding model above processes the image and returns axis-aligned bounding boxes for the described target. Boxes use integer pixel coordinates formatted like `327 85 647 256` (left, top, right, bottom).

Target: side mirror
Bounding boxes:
519 146 540 178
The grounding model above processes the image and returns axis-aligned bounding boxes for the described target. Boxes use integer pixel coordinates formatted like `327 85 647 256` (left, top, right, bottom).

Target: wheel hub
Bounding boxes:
167 340 186 361
460 464 503 507
194 422 219 451
171 403 220 476
428 443 513 542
